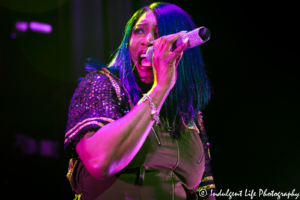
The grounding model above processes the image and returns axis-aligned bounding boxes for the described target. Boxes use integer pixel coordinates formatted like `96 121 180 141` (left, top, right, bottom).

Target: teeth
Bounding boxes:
141 54 146 58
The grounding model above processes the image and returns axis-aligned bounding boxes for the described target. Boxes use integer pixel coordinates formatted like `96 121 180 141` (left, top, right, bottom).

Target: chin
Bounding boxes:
140 73 154 84
142 79 154 84
136 71 154 84
138 78 154 93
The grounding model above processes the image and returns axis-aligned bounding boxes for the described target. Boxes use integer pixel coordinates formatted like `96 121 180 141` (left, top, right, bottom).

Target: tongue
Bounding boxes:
141 58 152 66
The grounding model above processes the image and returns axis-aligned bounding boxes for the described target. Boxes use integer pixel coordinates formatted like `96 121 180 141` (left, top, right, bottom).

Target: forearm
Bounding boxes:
76 84 170 179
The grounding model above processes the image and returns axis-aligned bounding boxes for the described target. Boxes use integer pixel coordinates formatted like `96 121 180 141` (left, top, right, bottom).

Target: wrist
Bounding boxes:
142 83 170 113
142 94 160 125
151 82 172 94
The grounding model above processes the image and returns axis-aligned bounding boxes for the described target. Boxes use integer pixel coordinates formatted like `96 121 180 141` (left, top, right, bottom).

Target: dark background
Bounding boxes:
0 0 299 199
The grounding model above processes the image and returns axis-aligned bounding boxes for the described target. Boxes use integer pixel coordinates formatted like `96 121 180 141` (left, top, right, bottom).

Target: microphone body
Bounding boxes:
146 26 211 63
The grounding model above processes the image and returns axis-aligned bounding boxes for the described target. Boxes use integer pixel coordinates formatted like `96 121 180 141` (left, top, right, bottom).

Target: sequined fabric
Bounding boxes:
64 69 130 158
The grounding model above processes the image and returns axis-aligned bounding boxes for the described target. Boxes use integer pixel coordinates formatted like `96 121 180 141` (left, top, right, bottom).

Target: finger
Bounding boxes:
166 31 187 45
161 31 187 52
153 31 186 48
152 38 162 52
175 51 183 68
170 38 189 61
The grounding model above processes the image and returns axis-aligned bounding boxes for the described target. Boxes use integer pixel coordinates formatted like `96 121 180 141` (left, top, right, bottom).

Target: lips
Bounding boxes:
137 50 147 64
137 49 152 70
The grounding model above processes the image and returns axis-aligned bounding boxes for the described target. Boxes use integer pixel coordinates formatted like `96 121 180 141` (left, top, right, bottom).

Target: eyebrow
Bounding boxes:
136 23 148 25
135 23 158 27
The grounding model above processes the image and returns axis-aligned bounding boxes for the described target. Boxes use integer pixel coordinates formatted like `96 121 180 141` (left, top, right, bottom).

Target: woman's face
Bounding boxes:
129 11 159 84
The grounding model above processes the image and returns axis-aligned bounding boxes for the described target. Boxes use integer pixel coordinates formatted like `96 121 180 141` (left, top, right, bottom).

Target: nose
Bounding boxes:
143 32 154 46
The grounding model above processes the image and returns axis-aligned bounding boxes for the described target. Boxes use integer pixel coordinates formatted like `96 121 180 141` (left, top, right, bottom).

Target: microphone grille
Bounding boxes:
146 46 153 63
199 28 211 41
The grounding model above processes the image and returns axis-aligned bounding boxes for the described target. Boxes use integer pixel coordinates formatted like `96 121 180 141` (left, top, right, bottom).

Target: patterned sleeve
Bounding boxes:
194 111 217 198
64 69 130 159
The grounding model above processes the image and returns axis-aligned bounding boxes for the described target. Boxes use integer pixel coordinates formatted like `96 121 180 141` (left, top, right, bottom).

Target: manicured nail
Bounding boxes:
183 38 189 43
180 31 187 34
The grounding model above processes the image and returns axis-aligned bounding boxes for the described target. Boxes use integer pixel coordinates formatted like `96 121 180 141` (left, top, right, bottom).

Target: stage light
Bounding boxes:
29 21 52 34
14 21 52 34
10 33 17 39
15 21 28 32
14 134 59 158
40 140 59 158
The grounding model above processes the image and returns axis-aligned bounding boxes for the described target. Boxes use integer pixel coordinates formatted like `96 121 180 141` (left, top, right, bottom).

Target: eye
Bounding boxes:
133 28 145 34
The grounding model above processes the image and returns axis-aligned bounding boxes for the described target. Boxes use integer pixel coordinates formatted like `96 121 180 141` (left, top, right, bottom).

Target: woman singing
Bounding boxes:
64 2 216 200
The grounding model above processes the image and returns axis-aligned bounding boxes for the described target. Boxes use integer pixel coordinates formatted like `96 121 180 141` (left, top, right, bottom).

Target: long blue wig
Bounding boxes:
88 2 211 125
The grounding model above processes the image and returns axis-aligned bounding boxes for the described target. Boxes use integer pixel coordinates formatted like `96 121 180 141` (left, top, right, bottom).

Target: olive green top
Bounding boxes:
70 119 205 200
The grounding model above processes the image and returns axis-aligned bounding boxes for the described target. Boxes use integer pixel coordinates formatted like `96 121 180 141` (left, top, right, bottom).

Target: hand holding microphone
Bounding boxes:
146 26 211 63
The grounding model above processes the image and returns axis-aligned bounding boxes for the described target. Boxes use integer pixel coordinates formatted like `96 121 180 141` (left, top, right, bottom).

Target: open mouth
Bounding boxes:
137 50 151 67
137 50 146 64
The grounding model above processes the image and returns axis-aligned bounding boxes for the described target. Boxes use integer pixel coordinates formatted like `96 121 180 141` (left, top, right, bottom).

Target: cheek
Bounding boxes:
129 35 142 50
129 38 133 48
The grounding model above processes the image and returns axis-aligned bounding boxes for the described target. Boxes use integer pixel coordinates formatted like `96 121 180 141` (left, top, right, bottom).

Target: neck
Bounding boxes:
133 69 153 94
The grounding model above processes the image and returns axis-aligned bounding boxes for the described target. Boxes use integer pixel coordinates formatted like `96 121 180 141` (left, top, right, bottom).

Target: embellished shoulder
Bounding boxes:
64 69 130 158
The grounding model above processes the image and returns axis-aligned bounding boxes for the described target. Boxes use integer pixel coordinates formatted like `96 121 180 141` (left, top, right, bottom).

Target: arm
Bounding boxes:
76 84 168 179
75 32 188 180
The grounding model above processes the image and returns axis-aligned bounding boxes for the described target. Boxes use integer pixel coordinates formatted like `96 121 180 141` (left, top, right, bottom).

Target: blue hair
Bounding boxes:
94 2 211 125
107 8 147 105
149 3 211 124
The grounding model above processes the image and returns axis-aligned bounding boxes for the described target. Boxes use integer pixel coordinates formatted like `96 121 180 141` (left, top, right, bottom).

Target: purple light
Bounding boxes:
10 33 17 39
29 21 52 34
15 21 28 32
40 140 59 158
15 134 37 155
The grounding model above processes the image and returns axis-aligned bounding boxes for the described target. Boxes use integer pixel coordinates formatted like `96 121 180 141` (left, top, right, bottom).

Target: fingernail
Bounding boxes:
183 38 189 43
180 30 188 34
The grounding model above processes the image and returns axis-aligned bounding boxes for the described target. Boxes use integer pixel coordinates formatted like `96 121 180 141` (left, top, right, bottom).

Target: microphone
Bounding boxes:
146 26 211 63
